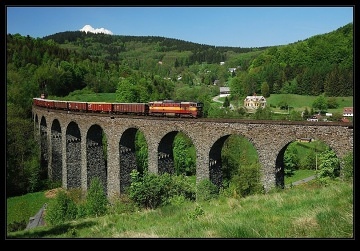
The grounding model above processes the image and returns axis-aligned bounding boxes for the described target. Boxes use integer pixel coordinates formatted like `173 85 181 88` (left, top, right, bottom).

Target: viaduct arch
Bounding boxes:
32 107 353 198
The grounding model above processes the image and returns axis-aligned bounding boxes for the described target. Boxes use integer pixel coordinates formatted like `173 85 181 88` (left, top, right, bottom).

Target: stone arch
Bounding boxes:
66 121 82 189
209 134 231 189
157 131 179 175
50 119 62 183
275 141 292 189
39 116 48 180
86 124 107 194
119 127 147 193
207 132 261 190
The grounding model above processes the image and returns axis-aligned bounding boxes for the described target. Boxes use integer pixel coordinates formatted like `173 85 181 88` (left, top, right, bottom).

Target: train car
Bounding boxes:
148 100 203 118
44 99 55 109
53 100 68 110
112 103 149 115
87 102 113 113
67 101 88 112
33 98 46 108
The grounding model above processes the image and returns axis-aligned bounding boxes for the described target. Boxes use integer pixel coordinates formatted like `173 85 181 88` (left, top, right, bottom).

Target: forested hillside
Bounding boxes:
6 22 353 197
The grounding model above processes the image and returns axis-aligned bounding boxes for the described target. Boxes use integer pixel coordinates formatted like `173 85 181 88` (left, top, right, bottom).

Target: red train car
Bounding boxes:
112 103 149 115
44 99 55 109
53 100 68 110
67 101 88 112
87 102 112 113
33 98 46 107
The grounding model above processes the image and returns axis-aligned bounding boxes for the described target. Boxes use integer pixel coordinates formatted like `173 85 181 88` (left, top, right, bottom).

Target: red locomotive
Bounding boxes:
33 98 204 118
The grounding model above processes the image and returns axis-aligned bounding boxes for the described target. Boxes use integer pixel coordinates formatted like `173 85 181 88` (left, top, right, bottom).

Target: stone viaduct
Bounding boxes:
32 106 353 198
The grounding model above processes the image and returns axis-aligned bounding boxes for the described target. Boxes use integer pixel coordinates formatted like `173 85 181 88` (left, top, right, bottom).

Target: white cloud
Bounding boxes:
80 25 113 35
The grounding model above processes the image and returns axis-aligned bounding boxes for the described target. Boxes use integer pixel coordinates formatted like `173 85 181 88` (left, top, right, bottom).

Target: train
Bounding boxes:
33 97 204 118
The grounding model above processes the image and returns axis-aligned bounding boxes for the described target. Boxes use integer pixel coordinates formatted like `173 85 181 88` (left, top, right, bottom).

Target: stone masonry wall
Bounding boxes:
33 107 353 197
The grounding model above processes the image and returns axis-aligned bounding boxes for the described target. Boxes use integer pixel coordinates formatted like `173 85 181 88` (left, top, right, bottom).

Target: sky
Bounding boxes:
6 6 354 48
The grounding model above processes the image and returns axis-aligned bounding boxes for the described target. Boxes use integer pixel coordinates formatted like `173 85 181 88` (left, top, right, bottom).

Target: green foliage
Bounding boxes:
84 177 109 217
27 155 42 193
135 131 148 175
284 144 300 175
253 106 273 120
316 148 340 185
7 180 353 238
312 94 328 113
128 170 171 209
6 103 44 197
326 97 339 109
261 81 270 97
45 190 77 226
341 151 353 181
223 96 230 108
107 194 139 214
223 164 264 198
187 204 204 220
7 220 27 233
128 170 196 209
196 179 218 202
173 132 196 176
166 174 196 202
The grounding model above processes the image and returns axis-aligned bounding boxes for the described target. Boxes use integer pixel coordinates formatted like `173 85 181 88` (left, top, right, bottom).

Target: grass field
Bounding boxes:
7 178 353 238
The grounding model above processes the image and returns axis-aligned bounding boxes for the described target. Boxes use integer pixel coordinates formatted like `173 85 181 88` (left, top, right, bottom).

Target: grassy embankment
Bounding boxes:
7 178 353 238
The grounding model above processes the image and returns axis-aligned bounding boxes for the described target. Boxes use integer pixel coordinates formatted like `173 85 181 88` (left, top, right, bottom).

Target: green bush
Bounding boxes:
128 170 172 209
196 179 218 202
128 170 196 209
45 190 77 226
7 220 27 232
166 174 196 202
231 164 264 197
84 177 109 217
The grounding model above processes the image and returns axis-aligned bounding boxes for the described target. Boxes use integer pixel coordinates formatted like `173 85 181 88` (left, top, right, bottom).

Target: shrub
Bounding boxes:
128 170 172 209
84 177 109 217
45 190 77 226
196 178 218 202
7 220 27 232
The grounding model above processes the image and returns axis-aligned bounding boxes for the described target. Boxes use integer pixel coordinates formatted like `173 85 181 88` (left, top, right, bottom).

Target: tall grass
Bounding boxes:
7 180 353 238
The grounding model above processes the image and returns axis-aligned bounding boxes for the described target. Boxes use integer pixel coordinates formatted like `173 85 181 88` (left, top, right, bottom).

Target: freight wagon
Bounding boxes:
87 102 113 113
67 101 88 112
112 103 149 115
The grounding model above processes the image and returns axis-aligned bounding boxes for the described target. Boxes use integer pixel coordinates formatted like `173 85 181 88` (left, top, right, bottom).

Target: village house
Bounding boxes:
219 87 230 97
243 93 266 110
343 107 353 117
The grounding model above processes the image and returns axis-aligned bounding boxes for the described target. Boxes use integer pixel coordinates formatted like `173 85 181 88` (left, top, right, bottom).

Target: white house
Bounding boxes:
244 94 266 110
343 107 353 117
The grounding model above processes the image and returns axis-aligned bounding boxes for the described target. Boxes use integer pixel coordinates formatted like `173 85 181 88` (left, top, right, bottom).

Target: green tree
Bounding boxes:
253 106 272 120
223 96 230 108
261 82 270 98
312 94 328 113
173 132 196 176
316 148 340 179
284 143 300 175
